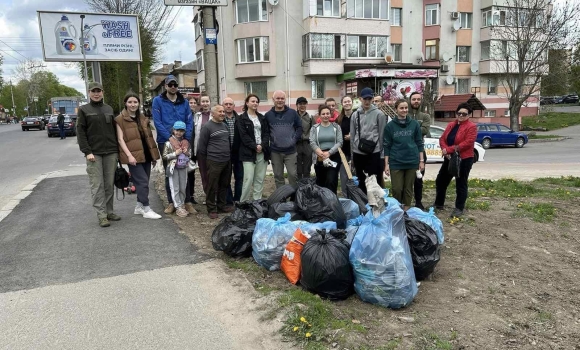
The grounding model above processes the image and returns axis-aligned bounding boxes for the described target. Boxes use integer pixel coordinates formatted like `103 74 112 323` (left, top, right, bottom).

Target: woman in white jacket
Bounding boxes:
193 94 212 196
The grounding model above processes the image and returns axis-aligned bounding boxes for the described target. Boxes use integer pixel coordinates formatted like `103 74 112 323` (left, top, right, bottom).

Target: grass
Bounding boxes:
522 112 580 131
514 202 556 223
417 331 455 350
527 134 563 139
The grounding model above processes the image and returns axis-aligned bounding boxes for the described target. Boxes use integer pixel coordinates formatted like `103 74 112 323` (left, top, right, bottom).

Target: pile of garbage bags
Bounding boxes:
211 176 444 309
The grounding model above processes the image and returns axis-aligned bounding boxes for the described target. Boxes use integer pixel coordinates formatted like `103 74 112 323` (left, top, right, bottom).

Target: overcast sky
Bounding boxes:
0 0 196 97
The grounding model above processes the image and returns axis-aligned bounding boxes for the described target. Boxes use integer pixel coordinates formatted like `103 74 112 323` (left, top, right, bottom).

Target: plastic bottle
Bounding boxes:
54 15 78 55
416 170 423 179
83 25 98 55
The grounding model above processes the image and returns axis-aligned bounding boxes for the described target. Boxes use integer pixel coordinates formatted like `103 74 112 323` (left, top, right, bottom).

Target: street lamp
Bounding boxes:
80 15 89 99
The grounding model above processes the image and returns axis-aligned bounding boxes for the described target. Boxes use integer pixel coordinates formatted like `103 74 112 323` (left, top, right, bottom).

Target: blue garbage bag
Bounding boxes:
252 213 299 271
349 203 418 309
406 207 445 244
345 215 364 245
340 198 361 222
296 221 337 236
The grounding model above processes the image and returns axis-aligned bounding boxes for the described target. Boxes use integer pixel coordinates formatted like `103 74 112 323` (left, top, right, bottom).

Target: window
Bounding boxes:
488 78 497 94
194 23 201 39
484 110 496 117
303 33 342 60
237 37 269 63
391 44 402 62
459 12 472 29
347 0 388 20
430 127 443 138
347 35 389 58
425 4 439 26
236 0 268 24
456 79 470 94
313 0 340 17
478 125 488 131
391 8 402 26
244 81 268 100
425 39 439 60
499 125 511 132
312 80 325 99
481 41 490 60
456 46 471 63
196 51 204 71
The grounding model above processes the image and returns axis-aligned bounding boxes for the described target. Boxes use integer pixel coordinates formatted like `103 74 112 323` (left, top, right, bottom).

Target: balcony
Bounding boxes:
234 62 276 79
303 60 345 76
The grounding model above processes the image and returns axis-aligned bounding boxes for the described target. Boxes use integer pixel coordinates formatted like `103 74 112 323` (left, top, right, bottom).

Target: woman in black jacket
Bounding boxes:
237 94 270 202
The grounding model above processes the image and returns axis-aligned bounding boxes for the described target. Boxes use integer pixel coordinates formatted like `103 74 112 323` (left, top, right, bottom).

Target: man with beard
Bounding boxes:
408 92 431 210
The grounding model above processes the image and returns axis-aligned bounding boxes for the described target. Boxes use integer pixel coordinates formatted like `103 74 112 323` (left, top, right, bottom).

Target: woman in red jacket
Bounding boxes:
434 103 477 218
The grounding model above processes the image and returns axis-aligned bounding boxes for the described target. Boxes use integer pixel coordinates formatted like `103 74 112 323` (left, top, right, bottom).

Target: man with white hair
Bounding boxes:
222 97 243 204
264 90 302 188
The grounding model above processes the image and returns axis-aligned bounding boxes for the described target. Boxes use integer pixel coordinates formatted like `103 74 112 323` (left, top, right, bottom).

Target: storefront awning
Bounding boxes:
434 94 486 112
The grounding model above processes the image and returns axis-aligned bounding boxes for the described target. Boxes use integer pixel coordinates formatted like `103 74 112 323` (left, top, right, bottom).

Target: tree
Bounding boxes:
541 49 572 96
0 55 4 91
570 46 580 94
82 0 179 113
488 0 580 130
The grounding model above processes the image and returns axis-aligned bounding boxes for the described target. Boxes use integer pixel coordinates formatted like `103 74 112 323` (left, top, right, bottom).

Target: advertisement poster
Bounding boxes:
37 11 142 62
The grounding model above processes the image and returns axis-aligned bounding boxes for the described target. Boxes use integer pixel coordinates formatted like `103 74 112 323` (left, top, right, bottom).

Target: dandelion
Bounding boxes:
300 317 307 323
305 333 312 338
293 326 299 332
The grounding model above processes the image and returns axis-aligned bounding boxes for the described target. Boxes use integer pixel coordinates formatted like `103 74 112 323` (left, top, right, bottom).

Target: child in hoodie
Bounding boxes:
163 121 192 218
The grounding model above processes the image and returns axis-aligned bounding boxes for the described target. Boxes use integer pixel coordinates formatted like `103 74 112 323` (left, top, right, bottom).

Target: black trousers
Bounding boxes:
435 157 474 211
206 159 231 213
314 152 341 194
352 151 383 194
414 151 427 204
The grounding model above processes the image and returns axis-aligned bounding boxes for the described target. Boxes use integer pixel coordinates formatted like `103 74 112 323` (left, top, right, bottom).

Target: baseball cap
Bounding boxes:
296 97 308 104
88 82 103 90
360 87 374 99
165 75 178 85
173 121 186 130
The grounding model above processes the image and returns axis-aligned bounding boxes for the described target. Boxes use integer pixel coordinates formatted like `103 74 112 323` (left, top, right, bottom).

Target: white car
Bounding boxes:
424 125 485 163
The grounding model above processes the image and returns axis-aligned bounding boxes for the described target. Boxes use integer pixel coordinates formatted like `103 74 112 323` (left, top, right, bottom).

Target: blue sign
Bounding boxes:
205 28 217 45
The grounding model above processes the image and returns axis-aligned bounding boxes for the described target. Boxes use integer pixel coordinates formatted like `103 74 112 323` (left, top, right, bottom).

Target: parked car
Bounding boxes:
425 125 485 163
476 123 528 149
21 116 45 131
47 115 76 137
42 114 53 124
560 94 579 104
540 96 557 105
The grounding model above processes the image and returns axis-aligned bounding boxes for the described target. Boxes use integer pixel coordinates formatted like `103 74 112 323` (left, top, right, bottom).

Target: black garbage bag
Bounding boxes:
211 200 268 257
295 181 346 229
328 229 350 247
345 179 368 215
268 201 304 221
405 217 441 280
300 230 354 300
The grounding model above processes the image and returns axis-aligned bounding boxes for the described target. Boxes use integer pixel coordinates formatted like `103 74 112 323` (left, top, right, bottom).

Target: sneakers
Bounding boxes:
134 206 146 215
176 207 188 217
449 208 464 218
218 206 235 214
107 213 121 221
184 202 197 214
164 203 175 214
143 210 162 219
208 212 218 219
432 203 445 211
99 218 111 227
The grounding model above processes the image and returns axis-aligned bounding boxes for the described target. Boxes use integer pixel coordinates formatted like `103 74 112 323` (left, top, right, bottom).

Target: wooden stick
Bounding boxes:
337 148 353 179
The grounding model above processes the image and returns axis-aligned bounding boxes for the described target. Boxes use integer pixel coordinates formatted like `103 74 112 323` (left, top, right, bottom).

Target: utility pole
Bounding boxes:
10 80 16 115
80 15 90 99
202 7 219 105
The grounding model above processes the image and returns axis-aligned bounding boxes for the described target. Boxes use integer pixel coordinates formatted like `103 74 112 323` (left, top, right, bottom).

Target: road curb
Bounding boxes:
528 137 570 143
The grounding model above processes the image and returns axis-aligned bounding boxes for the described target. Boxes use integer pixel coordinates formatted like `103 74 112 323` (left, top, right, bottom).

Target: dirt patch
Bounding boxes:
155 173 580 350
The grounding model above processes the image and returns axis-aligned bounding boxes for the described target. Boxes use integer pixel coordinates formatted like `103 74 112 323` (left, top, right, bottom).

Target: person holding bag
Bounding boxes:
238 94 270 202
115 92 162 219
434 103 477 218
383 99 424 211
310 105 343 194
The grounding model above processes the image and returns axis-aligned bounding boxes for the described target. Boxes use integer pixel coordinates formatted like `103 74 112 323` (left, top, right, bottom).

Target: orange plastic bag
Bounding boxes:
281 228 310 284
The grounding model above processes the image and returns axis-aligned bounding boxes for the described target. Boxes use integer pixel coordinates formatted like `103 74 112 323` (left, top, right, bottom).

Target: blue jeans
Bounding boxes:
59 124 66 138
226 155 243 204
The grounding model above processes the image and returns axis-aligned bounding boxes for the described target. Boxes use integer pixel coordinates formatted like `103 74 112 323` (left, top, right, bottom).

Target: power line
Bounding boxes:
0 39 30 60
0 49 25 63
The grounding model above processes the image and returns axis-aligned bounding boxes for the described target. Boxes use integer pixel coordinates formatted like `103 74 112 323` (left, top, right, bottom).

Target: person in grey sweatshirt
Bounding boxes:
265 90 303 188
350 87 386 194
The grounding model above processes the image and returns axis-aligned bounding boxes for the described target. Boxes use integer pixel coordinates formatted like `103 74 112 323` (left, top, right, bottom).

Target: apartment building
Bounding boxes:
194 0 541 117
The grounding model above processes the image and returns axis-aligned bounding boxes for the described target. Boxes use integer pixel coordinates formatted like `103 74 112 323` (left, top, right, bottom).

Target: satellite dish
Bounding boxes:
268 0 280 5
452 21 461 31
446 75 455 85
470 62 479 73
384 53 393 63
442 52 452 62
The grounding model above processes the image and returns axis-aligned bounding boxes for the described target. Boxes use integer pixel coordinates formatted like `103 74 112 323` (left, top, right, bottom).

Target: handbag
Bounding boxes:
356 111 378 154
114 160 130 200
448 151 461 178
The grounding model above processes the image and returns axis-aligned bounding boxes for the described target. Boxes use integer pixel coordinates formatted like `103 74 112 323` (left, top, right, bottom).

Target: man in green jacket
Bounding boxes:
76 82 121 227
409 92 431 210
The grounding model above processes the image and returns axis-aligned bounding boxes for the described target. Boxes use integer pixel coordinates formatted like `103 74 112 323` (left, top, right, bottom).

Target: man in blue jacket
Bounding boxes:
152 75 193 214
265 90 302 188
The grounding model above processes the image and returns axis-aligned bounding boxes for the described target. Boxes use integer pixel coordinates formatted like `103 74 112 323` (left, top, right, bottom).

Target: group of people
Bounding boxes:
76 76 477 228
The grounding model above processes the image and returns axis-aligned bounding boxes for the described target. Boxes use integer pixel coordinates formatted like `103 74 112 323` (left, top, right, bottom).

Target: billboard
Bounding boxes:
37 11 142 62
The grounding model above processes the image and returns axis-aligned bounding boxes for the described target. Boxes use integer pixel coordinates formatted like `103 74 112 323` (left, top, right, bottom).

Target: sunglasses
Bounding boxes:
456 112 469 116
362 97 373 100
90 89 102 93
167 83 178 88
